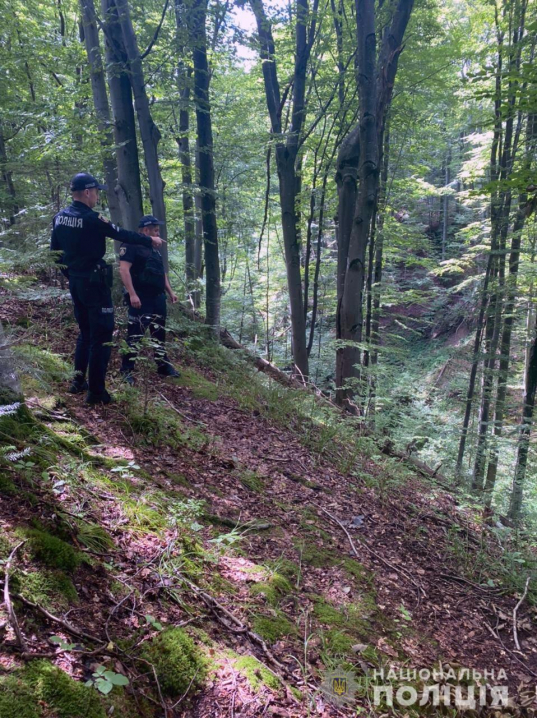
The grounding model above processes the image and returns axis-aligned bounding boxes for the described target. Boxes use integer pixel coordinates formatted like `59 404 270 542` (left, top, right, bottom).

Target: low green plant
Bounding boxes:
85 665 129 696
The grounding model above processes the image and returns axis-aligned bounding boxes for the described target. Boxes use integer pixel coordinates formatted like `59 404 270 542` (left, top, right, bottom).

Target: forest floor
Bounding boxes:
1 281 537 717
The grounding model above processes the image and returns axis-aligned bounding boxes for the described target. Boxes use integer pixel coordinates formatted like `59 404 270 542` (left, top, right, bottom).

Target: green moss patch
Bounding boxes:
0 660 108 718
18 569 78 608
234 656 282 693
25 529 81 572
176 368 219 401
250 573 292 606
252 614 296 643
239 470 265 493
143 627 207 697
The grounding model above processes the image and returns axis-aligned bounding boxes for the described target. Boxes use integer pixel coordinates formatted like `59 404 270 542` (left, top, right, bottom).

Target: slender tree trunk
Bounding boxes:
115 0 168 267
509 310 537 523
0 128 18 225
175 0 198 304
189 0 221 331
441 142 451 260
484 203 526 502
80 0 122 229
101 0 143 230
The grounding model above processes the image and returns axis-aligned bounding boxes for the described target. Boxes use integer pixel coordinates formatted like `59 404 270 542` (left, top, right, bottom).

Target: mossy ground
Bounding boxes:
234 656 282 694
142 627 207 698
0 660 111 718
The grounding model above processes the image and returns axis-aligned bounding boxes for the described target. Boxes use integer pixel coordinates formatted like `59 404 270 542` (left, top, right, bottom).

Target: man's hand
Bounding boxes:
130 294 142 309
151 236 164 250
168 292 178 304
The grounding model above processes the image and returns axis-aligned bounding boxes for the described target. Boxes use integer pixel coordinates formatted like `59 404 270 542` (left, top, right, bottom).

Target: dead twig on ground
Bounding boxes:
3 541 28 652
513 577 530 652
157 391 208 426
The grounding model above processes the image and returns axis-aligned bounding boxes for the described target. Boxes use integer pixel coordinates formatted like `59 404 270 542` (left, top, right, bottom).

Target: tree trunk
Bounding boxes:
441 142 451 260
0 128 18 226
335 0 414 407
101 0 143 230
80 0 122 231
483 204 526 503
249 0 317 379
509 310 537 523
175 0 198 305
189 0 221 331
115 0 168 267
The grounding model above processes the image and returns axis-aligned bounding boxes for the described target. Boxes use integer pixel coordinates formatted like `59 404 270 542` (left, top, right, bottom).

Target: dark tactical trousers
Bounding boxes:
69 276 114 395
121 293 170 373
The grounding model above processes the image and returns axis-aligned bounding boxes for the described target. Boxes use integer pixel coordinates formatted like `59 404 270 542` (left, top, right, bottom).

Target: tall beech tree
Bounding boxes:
115 0 169 267
335 0 414 408
249 0 320 379
101 0 144 230
187 0 221 331
79 0 122 229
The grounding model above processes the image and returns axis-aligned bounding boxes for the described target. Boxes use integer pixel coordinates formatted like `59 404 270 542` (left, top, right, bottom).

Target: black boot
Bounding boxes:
86 390 113 405
68 379 88 394
157 364 180 378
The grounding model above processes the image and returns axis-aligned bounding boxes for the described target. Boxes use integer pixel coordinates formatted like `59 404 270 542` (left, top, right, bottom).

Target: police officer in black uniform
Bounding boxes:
118 215 180 383
50 173 164 405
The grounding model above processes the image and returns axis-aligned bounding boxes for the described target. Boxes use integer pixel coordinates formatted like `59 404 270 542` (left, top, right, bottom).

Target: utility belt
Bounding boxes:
70 263 113 288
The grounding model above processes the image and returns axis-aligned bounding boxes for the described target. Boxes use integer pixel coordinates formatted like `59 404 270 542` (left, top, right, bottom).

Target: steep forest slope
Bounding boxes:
1 278 536 717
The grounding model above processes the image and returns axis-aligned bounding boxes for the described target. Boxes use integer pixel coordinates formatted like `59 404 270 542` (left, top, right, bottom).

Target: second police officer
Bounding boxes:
51 173 164 405
118 214 180 384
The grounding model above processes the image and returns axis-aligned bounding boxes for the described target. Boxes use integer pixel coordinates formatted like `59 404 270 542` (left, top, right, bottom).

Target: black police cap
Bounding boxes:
70 173 107 192
139 215 164 227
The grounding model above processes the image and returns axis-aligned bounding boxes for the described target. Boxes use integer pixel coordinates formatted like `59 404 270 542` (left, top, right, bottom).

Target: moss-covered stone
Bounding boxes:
234 656 281 693
26 529 81 572
143 627 206 697
252 614 296 643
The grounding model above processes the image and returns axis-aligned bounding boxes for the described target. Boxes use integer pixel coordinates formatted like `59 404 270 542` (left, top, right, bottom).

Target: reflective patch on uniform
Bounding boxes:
119 247 127 257
98 214 110 224
102 307 114 313
56 215 83 228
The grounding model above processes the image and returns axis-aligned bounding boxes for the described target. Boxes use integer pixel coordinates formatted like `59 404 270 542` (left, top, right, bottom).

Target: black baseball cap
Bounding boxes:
139 215 164 227
70 172 107 192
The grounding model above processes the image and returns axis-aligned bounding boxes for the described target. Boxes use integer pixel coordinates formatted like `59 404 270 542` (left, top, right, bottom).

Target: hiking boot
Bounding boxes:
85 390 113 405
158 365 180 378
120 371 135 387
68 379 88 394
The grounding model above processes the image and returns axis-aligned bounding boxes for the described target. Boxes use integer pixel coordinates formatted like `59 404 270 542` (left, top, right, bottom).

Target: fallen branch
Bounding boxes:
0 582 103 644
157 391 208 426
313 504 426 602
3 541 28 652
513 577 530 652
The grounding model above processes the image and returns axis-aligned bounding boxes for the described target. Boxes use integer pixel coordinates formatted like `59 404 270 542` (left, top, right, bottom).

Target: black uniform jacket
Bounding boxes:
50 201 151 276
119 244 166 297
